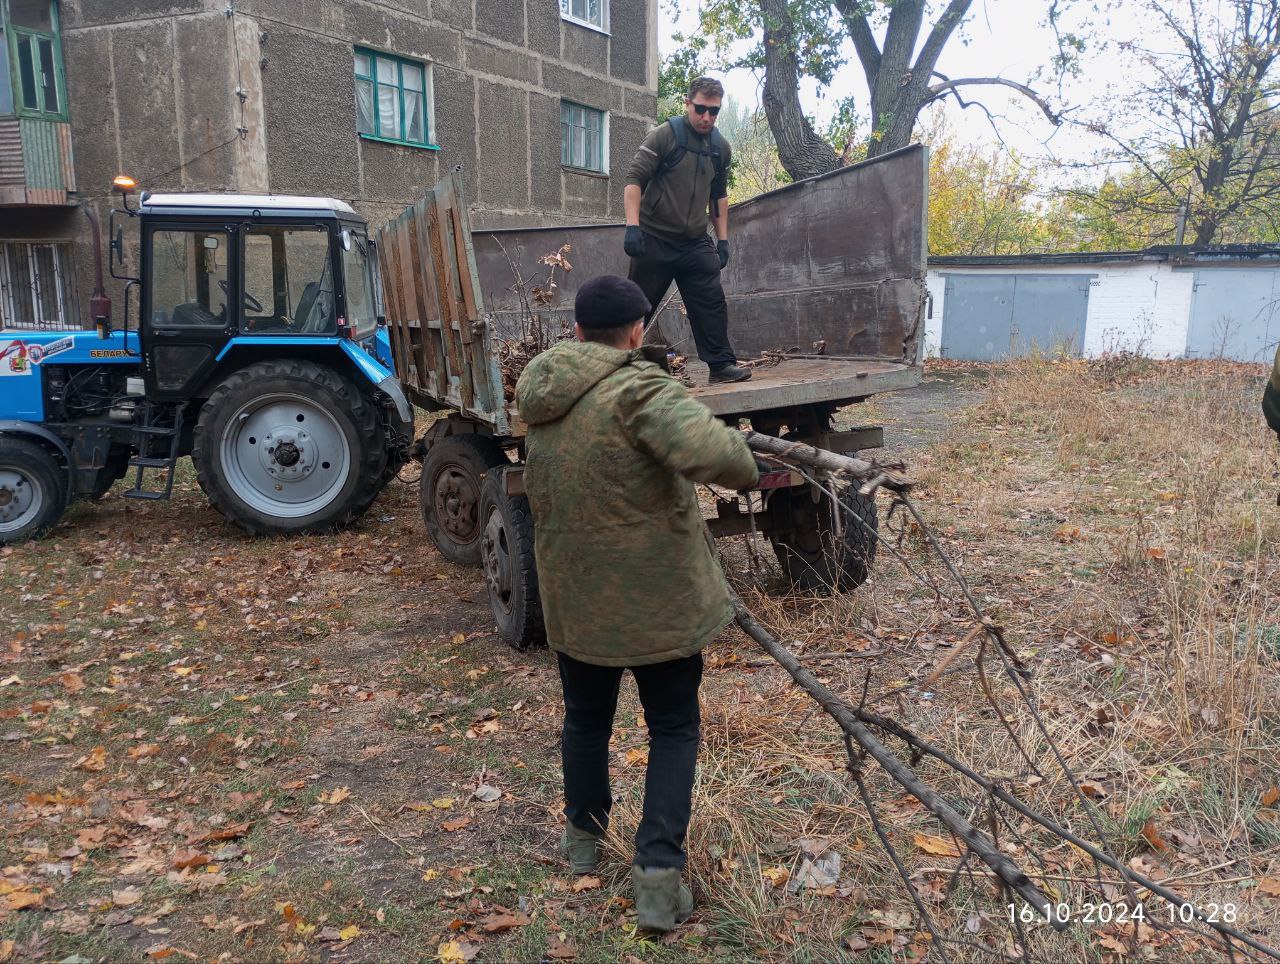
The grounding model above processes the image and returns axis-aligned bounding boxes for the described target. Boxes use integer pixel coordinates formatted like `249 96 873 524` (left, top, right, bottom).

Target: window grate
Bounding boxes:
0 241 78 330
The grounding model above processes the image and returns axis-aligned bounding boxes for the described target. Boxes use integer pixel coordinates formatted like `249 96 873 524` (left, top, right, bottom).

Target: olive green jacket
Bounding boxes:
515 341 758 666
625 117 733 242
1265 344 1280 437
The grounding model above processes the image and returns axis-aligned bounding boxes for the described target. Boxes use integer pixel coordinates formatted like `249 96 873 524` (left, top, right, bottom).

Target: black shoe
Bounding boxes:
709 363 752 384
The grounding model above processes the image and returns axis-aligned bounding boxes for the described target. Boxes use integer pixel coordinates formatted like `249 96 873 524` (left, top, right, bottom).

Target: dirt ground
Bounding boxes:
1 358 1278 963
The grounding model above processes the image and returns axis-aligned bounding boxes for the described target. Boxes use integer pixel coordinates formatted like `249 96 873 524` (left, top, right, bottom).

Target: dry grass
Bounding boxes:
666 357 1280 959
2 358 1276 962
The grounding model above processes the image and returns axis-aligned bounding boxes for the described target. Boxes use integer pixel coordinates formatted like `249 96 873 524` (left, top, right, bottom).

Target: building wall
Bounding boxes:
51 0 659 326
925 262 1198 360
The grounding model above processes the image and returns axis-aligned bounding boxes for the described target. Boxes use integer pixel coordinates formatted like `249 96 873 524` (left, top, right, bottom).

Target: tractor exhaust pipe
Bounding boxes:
84 205 111 336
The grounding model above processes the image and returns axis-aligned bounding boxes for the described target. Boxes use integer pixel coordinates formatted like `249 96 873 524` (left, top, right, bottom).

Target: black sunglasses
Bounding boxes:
692 104 721 116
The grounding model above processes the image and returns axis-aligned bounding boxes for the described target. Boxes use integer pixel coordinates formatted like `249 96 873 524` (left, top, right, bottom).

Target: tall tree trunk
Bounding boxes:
760 0 841 180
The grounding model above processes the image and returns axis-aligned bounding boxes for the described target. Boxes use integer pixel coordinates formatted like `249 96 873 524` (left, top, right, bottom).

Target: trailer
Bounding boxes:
376 145 928 649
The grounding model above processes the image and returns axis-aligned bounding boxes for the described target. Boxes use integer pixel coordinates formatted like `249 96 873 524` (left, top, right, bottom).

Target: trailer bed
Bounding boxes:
686 357 919 416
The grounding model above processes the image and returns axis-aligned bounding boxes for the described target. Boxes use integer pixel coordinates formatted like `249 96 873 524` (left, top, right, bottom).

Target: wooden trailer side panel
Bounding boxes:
376 169 507 433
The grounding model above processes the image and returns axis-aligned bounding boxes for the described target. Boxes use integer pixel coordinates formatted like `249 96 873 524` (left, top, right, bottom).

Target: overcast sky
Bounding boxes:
659 0 1167 177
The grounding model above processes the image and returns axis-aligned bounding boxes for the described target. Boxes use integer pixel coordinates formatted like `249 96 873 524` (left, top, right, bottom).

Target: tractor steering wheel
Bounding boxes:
220 279 265 315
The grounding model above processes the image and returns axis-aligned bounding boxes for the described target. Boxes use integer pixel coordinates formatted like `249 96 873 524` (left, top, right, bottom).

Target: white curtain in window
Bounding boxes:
377 58 400 138
403 63 425 143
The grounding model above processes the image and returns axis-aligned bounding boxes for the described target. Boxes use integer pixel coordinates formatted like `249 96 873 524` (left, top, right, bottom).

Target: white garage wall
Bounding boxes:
923 261 1197 360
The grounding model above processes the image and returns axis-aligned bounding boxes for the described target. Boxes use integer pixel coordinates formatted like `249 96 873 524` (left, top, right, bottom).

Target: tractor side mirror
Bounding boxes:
340 229 353 252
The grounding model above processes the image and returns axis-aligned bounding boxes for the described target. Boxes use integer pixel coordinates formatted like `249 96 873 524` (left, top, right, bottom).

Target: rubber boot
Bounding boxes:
632 866 694 932
559 822 601 874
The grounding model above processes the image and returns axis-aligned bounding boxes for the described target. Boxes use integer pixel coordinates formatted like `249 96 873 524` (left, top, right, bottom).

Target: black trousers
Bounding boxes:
628 231 737 369
557 650 703 869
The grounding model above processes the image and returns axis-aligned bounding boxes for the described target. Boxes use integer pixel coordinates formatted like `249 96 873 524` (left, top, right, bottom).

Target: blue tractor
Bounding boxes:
0 177 412 543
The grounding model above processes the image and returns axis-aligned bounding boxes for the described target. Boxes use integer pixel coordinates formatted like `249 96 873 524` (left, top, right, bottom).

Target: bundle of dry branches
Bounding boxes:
734 433 1280 962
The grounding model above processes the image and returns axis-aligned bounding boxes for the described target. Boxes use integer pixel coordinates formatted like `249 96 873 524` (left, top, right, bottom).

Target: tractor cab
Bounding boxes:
0 179 410 545
124 193 382 400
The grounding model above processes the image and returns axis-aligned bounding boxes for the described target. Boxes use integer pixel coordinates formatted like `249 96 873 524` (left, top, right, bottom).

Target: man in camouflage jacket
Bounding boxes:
515 275 758 930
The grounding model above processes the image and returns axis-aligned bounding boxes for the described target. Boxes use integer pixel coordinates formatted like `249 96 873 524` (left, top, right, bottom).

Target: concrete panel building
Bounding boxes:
0 0 659 330
925 248 1280 364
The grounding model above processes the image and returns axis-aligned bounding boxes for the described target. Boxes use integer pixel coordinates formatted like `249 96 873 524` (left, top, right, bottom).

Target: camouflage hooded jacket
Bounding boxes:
1266 345 1280 437
515 340 759 666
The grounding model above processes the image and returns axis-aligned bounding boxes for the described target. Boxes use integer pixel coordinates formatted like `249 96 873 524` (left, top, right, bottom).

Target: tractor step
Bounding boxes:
125 403 186 502
122 487 171 502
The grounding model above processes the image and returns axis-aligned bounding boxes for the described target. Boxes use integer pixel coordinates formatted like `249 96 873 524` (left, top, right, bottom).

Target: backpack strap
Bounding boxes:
650 118 728 211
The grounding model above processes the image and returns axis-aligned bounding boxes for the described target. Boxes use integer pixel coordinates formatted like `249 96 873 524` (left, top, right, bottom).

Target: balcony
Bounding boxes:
0 116 74 205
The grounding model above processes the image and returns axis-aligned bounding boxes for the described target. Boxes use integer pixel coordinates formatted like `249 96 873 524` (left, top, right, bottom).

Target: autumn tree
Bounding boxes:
679 0 1067 181
1076 0 1280 245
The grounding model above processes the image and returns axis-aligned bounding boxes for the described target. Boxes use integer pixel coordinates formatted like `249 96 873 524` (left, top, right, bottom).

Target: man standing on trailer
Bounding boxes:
515 275 760 932
623 76 752 384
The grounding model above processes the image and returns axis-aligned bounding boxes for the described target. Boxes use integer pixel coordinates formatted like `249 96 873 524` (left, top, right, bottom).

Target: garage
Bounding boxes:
1184 267 1279 363
937 273 1093 361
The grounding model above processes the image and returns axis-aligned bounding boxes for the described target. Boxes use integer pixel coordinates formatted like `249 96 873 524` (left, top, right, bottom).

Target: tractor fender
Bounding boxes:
339 340 412 426
0 420 74 504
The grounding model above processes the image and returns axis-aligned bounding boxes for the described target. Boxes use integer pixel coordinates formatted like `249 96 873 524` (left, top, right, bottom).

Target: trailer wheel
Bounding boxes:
421 434 506 566
0 437 67 544
769 482 878 593
478 472 545 651
192 360 387 535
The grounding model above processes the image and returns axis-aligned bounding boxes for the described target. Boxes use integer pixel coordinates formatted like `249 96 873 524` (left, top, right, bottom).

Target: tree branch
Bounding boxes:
927 75 1063 126
831 0 882 96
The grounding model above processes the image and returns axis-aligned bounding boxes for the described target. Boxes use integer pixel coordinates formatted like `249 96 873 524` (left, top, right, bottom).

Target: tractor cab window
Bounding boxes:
341 230 377 341
150 229 230 328
242 224 335 334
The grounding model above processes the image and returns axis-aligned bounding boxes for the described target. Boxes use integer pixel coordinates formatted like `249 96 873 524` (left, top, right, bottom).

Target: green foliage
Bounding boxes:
715 97 792 201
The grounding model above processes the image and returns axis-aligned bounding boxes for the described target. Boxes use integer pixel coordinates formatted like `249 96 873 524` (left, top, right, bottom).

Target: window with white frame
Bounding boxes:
354 47 435 148
561 101 607 174
559 0 607 32
0 242 77 330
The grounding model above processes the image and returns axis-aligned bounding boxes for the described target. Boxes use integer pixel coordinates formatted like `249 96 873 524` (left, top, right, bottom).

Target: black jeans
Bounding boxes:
628 231 737 369
557 651 703 869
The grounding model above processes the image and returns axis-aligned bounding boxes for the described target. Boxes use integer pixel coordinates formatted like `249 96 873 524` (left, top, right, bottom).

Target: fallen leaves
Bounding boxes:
478 908 529 932
1140 819 1168 852
761 865 790 888
1259 877 1280 899
318 786 351 805
112 886 143 907
472 784 502 803
74 745 108 772
1262 786 1279 808
441 816 472 832
571 875 602 893
437 940 478 963
56 671 86 693
913 833 961 858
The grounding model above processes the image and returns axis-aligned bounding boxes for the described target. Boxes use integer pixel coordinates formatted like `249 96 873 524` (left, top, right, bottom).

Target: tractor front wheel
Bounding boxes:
0 436 67 544
192 360 387 535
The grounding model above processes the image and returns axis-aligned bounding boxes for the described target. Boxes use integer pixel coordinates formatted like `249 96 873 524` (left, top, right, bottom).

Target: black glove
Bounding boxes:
717 239 730 269
624 225 646 259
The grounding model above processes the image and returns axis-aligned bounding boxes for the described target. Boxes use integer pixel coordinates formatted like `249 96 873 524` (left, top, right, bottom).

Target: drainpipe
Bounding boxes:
1174 203 1189 247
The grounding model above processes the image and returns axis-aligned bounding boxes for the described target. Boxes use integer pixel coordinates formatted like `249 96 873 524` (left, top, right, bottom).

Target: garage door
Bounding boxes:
940 273 1092 361
1185 268 1279 363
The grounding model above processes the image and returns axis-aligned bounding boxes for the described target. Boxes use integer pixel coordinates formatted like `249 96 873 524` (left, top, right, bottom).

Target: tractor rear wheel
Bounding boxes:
478 471 545 651
420 434 506 566
192 360 387 535
0 437 67 543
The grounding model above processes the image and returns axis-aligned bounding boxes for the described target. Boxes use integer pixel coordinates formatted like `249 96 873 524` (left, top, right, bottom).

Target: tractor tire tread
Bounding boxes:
0 435 68 543
192 359 387 536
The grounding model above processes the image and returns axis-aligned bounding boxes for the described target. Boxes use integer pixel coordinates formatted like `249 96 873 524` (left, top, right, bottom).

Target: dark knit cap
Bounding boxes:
574 274 651 329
